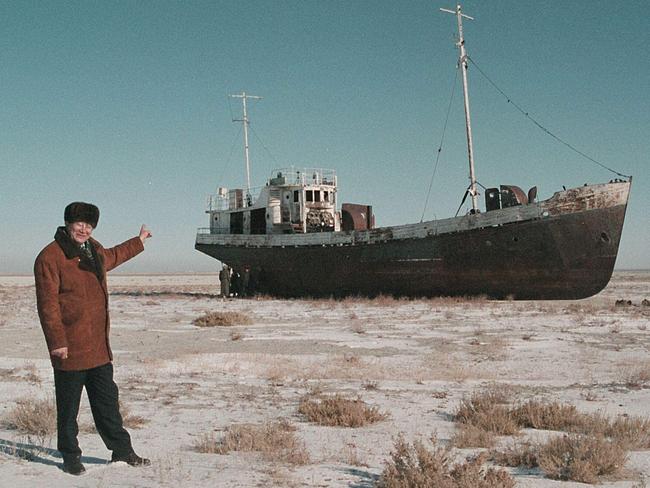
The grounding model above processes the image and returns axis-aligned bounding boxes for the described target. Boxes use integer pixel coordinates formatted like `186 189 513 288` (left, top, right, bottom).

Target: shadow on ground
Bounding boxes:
0 438 106 470
110 291 219 299
346 467 379 487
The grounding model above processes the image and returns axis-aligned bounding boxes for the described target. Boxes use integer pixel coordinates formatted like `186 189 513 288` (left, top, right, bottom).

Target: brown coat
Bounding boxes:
34 227 144 371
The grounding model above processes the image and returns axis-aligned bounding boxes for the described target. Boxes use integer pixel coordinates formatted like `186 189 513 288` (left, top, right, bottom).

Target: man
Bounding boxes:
219 264 230 298
34 202 152 475
241 266 250 297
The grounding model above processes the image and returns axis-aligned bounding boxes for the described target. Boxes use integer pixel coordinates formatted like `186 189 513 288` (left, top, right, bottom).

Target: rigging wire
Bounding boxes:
249 125 281 177
216 124 243 187
420 67 460 222
467 56 631 179
454 180 489 217
454 184 472 218
227 94 235 123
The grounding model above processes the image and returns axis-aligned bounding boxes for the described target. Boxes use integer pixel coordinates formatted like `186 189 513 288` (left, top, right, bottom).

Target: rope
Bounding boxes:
454 184 472 217
421 67 460 222
467 56 630 179
217 124 242 186
249 125 281 176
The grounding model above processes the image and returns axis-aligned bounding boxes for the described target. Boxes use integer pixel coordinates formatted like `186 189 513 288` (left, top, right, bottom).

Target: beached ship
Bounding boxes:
195 5 631 299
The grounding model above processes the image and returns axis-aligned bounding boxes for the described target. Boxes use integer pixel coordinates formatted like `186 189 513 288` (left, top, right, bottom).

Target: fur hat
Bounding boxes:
64 202 100 228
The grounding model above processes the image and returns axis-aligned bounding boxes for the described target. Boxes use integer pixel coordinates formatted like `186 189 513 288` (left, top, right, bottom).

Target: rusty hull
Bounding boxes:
196 180 631 299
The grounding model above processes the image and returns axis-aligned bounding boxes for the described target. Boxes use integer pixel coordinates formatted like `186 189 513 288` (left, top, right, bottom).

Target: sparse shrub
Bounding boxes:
377 435 515 488
351 321 366 334
120 402 148 429
511 400 580 431
3 396 56 444
363 381 379 391
538 434 627 484
454 390 518 435
0 364 41 384
192 311 253 327
193 432 220 454
298 393 387 427
451 424 495 448
618 362 650 389
80 401 147 432
605 416 650 449
342 442 368 467
489 442 539 469
193 421 309 465
577 413 650 450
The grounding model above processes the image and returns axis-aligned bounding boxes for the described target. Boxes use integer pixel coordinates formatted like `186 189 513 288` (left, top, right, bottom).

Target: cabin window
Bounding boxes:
314 190 321 202
306 190 313 202
293 190 299 203
323 191 329 202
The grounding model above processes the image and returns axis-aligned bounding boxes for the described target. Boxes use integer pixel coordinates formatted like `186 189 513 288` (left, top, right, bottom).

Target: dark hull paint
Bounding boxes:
196 203 628 300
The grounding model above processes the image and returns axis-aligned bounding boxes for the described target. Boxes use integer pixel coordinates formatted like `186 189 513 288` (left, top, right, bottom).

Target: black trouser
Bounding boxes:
54 362 132 459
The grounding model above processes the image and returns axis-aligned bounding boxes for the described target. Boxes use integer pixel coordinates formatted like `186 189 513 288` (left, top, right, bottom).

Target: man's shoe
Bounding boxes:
111 451 150 467
62 456 86 475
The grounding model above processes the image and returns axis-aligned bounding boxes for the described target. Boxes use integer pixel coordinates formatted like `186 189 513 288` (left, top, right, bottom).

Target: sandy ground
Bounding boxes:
0 271 649 487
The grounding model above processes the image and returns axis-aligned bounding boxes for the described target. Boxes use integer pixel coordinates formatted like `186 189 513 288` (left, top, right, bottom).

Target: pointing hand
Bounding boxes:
139 225 152 244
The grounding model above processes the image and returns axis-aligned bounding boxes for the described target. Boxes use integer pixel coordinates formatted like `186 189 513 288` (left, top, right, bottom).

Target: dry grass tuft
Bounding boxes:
192 432 221 454
298 393 387 427
0 364 41 384
342 442 369 467
617 361 650 389
120 402 148 429
455 390 518 436
192 311 253 327
489 442 539 469
511 400 581 431
337 294 416 308
605 416 650 449
491 434 628 483
465 392 650 451
350 321 367 334
2 396 56 443
576 412 650 450
451 424 496 448
193 421 309 465
377 435 515 488
538 434 627 484
509 401 650 450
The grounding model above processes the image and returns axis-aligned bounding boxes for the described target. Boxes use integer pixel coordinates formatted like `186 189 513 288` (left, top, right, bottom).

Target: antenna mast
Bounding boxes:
229 91 262 205
440 4 479 213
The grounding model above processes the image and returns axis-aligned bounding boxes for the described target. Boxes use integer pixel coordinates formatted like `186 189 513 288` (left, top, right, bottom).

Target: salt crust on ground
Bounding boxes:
0 271 649 487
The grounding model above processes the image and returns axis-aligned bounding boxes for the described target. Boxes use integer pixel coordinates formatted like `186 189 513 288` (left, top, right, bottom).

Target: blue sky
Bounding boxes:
1 0 648 273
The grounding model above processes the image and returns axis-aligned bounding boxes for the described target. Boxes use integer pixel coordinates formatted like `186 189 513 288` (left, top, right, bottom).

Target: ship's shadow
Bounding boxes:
110 291 220 299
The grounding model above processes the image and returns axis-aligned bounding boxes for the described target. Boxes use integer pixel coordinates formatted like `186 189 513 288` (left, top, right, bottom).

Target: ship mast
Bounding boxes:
441 4 479 213
229 91 262 206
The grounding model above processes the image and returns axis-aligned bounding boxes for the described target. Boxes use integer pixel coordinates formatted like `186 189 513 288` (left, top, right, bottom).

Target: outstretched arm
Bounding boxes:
100 225 152 272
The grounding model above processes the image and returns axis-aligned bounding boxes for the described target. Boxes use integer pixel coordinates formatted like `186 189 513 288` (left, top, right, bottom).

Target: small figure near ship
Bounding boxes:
196 4 631 300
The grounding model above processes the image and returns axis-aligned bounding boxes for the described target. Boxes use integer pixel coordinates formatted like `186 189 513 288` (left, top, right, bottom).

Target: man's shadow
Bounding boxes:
345 467 379 487
0 438 106 471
